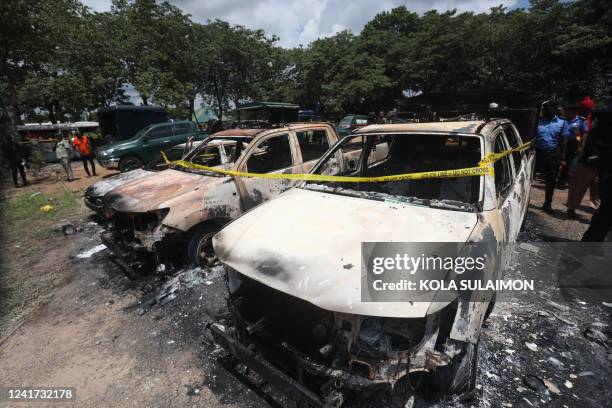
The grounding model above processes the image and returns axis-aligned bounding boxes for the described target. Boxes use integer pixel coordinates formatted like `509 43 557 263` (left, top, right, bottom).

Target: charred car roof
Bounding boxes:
354 119 513 141
210 128 263 138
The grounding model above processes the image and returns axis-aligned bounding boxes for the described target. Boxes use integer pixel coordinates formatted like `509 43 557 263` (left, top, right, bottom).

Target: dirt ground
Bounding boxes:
0 164 610 407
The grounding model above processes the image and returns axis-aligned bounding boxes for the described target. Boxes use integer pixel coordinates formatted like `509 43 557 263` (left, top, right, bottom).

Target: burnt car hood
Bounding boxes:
213 188 478 318
86 168 154 199
104 168 224 213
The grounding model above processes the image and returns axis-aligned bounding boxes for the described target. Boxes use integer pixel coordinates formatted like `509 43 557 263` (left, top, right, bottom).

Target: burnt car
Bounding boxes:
98 124 342 273
84 138 205 215
211 119 535 405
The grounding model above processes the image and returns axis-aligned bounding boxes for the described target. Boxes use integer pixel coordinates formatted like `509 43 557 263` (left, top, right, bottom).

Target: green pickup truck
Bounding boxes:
96 120 207 171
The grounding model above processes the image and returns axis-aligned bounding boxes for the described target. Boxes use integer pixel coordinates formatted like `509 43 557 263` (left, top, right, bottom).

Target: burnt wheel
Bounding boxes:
119 156 143 172
414 340 479 398
188 227 218 267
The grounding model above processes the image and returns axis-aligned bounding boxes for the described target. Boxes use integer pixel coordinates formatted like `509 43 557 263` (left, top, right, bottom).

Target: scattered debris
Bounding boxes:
185 384 200 396
31 191 42 197
519 243 539 254
551 312 576 326
523 375 550 401
62 224 77 235
560 351 573 359
76 244 107 259
546 301 570 312
547 357 564 369
564 380 573 389
536 310 551 317
404 395 415 408
543 379 560 395
525 342 538 352
602 302 612 308
40 204 54 212
584 326 609 347
578 371 595 377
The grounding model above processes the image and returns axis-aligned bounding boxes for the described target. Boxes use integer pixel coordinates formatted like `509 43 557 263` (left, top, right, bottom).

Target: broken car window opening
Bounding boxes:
305 133 483 208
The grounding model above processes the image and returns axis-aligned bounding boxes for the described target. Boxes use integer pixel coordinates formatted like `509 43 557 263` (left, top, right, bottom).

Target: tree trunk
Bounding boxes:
189 97 195 123
47 105 57 124
217 96 223 121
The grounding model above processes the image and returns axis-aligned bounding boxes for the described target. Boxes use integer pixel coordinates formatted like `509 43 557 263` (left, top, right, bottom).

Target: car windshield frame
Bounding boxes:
302 131 485 211
171 136 253 176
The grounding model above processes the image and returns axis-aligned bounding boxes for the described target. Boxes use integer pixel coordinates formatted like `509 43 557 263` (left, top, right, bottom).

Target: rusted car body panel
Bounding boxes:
212 119 535 403
98 124 342 271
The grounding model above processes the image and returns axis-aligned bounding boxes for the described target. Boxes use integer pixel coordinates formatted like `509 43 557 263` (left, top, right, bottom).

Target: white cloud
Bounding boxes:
82 0 521 47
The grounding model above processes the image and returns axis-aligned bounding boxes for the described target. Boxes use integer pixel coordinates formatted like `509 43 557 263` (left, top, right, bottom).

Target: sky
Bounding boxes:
83 0 531 48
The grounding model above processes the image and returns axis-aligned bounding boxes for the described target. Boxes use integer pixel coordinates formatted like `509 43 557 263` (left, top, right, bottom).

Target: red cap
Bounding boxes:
580 96 595 110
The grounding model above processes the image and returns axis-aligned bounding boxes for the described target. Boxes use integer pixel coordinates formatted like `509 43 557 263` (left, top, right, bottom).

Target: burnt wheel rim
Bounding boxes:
195 232 216 267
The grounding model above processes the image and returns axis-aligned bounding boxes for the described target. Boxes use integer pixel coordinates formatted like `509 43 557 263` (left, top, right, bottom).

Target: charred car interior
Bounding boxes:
308 132 483 208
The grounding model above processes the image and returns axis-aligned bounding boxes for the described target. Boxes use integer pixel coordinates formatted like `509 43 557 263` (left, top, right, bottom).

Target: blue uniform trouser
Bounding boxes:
536 148 561 206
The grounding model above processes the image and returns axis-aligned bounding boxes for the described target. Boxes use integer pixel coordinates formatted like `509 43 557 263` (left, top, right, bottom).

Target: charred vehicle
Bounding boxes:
98 124 342 272
211 118 536 405
84 139 206 215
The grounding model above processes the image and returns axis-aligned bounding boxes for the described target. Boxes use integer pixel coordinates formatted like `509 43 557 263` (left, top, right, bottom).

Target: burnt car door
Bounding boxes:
233 131 301 209
493 129 520 268
503 124 533 233
294 128 332 173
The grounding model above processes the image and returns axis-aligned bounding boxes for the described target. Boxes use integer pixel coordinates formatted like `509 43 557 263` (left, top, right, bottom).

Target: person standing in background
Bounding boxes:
72 130 97 177
566 98 600 217
0 114 28 187
581 102 612 241
558 103 588 189
54 131 74 181
534 102 571 213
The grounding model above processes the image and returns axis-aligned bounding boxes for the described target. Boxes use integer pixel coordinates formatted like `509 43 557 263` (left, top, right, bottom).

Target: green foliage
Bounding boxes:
1 0 610 123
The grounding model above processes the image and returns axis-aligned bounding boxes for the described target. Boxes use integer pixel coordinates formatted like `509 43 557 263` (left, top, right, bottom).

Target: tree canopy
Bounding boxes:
1 0 610 123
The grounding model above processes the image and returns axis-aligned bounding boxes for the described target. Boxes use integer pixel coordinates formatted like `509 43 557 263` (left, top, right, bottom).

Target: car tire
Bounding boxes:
187 226 218 267
119 156 144 172
415 340 479 398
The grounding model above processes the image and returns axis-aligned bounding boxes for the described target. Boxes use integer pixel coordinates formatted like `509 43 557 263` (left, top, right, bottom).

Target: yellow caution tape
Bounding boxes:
479 141 533 164
161 141 532 183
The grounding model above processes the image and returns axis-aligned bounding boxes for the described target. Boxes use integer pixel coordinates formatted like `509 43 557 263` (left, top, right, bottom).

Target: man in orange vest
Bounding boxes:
72 130 97 177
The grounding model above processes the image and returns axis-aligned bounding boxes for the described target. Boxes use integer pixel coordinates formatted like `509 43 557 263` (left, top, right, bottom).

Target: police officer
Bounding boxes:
558 103 588 189
535 101 571 213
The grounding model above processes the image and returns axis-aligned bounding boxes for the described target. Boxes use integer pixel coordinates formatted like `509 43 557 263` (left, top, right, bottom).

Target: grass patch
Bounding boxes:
0 187 81 241
0 187 85 337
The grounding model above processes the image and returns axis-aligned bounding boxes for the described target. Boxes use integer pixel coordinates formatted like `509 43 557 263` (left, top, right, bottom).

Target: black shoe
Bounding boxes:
557 183 567 190
542 204 554 214
567 209 577 218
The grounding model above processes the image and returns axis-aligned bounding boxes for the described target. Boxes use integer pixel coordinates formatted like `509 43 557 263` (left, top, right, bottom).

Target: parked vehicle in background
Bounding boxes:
212 115 537 405
298 109 319 121
95 120 207 172
97 105 168 144
95 123 341 274
236 101 300 124
337 114 369 136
